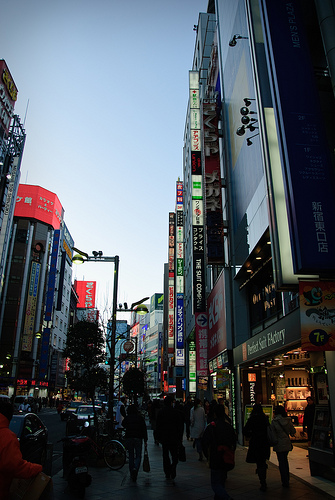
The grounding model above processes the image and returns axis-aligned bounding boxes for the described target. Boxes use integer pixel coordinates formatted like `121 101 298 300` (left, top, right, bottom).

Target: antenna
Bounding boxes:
23 99 30 127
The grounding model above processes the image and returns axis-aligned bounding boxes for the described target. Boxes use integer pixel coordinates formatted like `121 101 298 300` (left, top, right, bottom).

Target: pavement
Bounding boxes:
50 426 335 500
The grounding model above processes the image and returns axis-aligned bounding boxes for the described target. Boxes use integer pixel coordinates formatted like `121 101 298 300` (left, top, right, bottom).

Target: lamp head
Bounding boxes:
72 254 85 265
135 304 149 315
236 126 246 136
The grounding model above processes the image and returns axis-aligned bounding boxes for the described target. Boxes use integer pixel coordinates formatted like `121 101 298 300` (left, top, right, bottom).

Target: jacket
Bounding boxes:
271 415 296 453
0 414 42 500
156 405 184 445
122 413 148 441
243 412 270 463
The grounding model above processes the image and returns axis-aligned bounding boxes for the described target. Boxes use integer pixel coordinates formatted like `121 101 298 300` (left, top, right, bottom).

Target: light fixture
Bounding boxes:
92 250 103 257
229 34 248 47
5 353 11 359
35 332 42 339
244 98 256 106
236 126 246 136
135 304 149 315
247 133 260 146
72 254 85 264
240 107 257 116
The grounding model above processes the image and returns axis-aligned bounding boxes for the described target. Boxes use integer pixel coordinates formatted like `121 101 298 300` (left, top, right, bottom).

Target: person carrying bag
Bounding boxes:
270 405 296 488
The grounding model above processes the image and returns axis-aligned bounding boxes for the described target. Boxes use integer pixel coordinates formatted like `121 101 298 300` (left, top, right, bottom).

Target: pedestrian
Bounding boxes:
150 399 162 445
156 396 184 481
18 399 31 413
183 395 193 440
190 398 207 460
202 405 236 500
115 396 127 429
207 399 218 424
271 405 296 488
243 403 270 491
0 399 43 500
122 404 148 482
303 396 316 451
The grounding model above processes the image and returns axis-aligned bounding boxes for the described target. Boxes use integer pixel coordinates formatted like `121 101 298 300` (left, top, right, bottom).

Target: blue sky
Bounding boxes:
1 0 206 319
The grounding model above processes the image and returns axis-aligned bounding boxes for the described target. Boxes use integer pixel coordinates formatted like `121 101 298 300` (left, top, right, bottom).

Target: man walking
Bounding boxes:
156 396 184 481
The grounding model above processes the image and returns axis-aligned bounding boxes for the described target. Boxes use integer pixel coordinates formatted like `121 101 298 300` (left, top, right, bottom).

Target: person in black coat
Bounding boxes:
202 405 237 500
243 403 270 492
122 404 148 482
156 396 184 481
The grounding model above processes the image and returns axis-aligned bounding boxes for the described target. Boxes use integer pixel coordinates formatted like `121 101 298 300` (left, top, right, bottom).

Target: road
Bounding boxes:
38 407 67 476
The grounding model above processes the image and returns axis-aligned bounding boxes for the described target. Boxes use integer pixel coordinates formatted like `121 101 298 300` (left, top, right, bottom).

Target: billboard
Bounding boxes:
0 60 17 135
74 280 96 309
300 280 335 351
15 185 63 229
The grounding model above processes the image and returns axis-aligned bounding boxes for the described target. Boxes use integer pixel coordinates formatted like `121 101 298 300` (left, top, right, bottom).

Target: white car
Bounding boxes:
75 405 102 422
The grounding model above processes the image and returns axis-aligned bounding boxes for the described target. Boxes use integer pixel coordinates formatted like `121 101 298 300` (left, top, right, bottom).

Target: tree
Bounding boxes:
122 367 145 404
63 320 108 400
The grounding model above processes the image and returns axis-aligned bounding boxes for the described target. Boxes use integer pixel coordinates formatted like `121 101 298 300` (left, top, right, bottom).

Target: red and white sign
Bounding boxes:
123 341 134 353
15 185 63 229
207 273 227 360
75 280 96 309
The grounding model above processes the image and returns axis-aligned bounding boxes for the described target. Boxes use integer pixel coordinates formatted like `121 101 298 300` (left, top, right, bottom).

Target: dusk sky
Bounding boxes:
1 0 207 321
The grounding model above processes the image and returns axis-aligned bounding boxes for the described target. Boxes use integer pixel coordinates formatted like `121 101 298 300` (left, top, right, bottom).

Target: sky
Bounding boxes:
1 0 207 321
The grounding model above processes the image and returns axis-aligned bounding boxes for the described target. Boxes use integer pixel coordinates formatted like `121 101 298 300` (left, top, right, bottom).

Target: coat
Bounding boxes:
156 405 184 445
243 412 270 463
190 405 206 439
271 415 296 453
0 414 42 500
202 418 237 470
122 413 148 441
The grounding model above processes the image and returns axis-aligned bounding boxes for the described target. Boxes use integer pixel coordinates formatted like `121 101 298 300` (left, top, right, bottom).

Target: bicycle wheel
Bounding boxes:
103 439 126 470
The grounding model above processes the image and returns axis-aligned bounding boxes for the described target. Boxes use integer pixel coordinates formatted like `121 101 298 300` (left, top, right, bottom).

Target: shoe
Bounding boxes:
171 467 176 479
165 474 170 480
193 440 196 448
131 469 137 482
260 484 267 492
282 483 290 488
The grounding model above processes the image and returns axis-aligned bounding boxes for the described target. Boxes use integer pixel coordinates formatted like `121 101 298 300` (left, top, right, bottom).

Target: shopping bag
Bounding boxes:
218 444 235 471
143 447 150 472
178 443 186 462
10 472 52 500
267 424 278 446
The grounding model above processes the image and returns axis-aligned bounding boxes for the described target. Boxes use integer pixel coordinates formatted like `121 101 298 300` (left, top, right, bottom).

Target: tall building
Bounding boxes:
178 0 335 478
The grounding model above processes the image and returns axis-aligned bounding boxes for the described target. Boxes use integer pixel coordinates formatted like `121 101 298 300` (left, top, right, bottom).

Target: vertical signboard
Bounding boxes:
175 180 184 366
207 273 227 360
262 0 335 273
168 212 175 354
0 60 17 136
75 280 96 309
22 262 40 352
300 280 335 351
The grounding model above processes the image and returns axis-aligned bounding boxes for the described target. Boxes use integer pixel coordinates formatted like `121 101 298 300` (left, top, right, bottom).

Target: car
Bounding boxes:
75 404 103 422
9 412 48 467
13 396 37 413
60 401 83 421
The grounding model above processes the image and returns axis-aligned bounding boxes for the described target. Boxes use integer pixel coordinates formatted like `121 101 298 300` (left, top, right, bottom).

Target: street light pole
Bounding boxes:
72 248 119 420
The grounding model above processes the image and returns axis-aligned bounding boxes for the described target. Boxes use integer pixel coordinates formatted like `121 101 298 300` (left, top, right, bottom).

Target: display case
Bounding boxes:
285 386 310 440
309 405 334 476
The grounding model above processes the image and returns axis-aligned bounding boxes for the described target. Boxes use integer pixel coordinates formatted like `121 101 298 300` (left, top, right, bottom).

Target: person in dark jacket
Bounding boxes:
202 405 236 500
183 396 193 440
156 396 184 481
122 404 148 482
243 403 270 492
271 405 296 488
303 396 316 449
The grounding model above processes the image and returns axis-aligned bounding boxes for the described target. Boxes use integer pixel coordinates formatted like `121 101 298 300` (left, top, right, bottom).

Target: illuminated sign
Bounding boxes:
75 280 96 309
22 262 40 352
15 185 63 229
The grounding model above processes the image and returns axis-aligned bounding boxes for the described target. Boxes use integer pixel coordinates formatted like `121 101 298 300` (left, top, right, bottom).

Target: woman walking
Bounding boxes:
271 405 296 488
190 398 207 460
243 403 270 492
122 404 148 482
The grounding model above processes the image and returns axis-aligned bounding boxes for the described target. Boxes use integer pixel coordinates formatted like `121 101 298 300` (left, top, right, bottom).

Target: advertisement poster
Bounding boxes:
300 280 335 351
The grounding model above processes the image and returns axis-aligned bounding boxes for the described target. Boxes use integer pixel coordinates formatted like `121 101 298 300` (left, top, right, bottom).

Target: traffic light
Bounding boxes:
105 358 110 365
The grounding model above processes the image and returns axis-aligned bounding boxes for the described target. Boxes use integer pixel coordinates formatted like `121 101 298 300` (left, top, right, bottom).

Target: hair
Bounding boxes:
306 396 314 402
214 405 226 420
251 403 265 416
194 398 202 408
0 400 13 422
127 404 138 415
274 405 287 417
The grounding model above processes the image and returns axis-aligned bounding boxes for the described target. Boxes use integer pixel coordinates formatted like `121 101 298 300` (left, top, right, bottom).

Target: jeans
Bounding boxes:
125 438 142 472
162 442 179 478
211 468 230 500
276 451 290 486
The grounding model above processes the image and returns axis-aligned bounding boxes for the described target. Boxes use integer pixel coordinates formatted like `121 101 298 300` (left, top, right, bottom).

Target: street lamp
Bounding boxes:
72 247 119 419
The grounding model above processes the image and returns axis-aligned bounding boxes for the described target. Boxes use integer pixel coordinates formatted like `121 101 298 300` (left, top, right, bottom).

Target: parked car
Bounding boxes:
9 412 48 467
13 396 37 413
75 405 103 422
60 401 83 421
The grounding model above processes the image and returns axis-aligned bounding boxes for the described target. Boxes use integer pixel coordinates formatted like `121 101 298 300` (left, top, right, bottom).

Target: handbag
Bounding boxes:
178 443 186 462
267 424 278 446
143 444 150 472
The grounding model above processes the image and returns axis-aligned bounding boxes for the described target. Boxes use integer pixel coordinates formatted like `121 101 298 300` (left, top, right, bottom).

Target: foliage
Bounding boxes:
63 320 108 399
122 367 145 400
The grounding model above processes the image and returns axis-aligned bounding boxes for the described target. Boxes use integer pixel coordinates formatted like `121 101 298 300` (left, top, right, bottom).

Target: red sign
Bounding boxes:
74 281 96 309
207 273 227 360
123 341 134 353
0 60 17 135
15 185 63 229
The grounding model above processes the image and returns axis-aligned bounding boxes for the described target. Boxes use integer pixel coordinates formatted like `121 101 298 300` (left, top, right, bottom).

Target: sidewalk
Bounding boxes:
51 430 335 499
